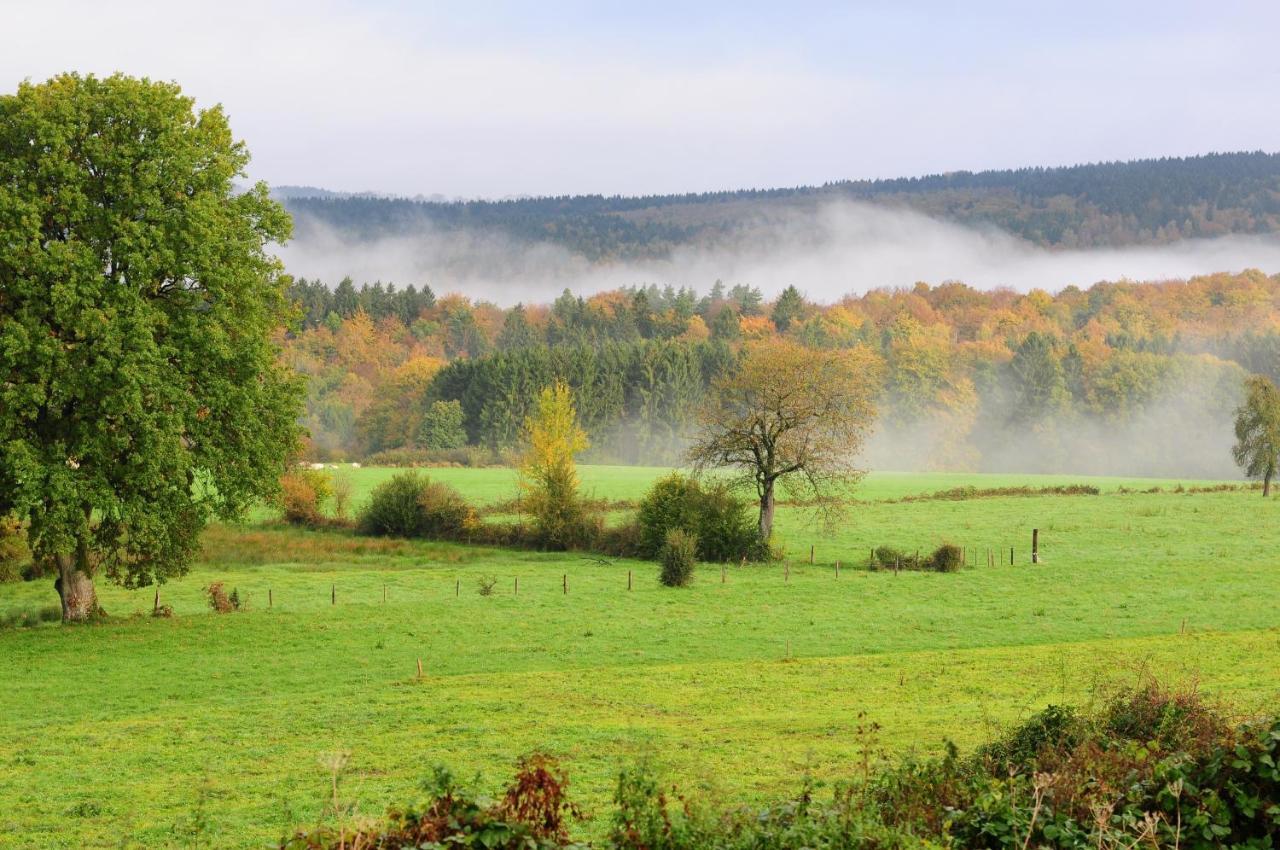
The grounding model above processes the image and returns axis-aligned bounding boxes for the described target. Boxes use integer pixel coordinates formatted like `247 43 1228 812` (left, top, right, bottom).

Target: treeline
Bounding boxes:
285 270 1279 474
284 151 1280 258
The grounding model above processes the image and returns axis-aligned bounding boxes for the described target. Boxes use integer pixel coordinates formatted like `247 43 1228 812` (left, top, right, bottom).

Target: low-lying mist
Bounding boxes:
276 201 1280 304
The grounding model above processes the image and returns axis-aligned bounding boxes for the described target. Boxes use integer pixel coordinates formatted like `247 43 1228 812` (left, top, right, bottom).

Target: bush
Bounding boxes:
357 471 477 539
927 543 964 572
205 582 244 613
279 469 333 526
637 474 757 562
659 529 697 587
0 514 32 583
281 755 580 850
870 544 963 572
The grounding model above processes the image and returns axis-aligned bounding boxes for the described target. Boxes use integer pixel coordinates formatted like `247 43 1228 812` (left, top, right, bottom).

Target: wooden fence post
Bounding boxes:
835 560 840 578
563 574 567 594
1032 529 1040 564
416 658 423 679
809 544 814 564
514 577 518 596
268 588 273 608
628 570 632 591
331 584 335 605
1010 547 1014 566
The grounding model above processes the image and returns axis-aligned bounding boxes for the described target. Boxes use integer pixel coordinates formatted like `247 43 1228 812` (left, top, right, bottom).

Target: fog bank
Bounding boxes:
276 201 1280 303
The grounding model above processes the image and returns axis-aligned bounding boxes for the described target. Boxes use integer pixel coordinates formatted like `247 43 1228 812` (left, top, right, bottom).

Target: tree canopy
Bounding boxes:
1232 375 1280 496
687 339 880 544
0 73 302 619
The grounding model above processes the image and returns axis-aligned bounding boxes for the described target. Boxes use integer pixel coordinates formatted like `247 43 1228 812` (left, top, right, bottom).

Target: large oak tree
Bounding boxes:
688 339 880 545
0 74 302 620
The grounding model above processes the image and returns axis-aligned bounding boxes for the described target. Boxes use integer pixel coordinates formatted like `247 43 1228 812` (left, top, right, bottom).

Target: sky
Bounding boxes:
5 1 1279 200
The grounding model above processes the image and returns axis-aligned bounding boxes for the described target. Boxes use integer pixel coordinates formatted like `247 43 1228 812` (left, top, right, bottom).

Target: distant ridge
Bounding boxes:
281 151 1280 261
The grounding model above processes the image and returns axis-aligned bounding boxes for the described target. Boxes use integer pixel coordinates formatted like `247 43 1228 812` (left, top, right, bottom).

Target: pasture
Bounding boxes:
1 467 1278 849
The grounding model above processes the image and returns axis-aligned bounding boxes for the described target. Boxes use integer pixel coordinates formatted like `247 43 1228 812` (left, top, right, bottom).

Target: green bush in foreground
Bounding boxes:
282 683 1279 849
658 529 697 587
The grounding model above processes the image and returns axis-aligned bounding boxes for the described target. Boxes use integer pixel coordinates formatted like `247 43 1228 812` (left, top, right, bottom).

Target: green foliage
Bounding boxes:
357 472 475 539
770 285 807 331
1232 374 1280 491
927 543 964 573
658 529 697 587
637 474 757 562
0 515 31 584
417 400 467 450
0 73 301 611
871 544 965 572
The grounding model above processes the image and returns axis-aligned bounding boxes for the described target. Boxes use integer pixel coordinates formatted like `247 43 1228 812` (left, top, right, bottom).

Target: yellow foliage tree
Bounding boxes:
519 381 591 548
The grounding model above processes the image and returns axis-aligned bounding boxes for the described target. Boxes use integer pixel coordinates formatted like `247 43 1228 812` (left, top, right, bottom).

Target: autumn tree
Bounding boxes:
1232 375 1280 496
518 381 590 548
688 339 880 546
0 74 302 620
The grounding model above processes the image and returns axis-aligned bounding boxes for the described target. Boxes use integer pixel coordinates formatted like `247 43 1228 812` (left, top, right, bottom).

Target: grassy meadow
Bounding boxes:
1 466 1279 848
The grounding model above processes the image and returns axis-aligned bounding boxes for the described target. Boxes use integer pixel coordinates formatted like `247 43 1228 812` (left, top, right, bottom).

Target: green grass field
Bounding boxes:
2 467 1279 849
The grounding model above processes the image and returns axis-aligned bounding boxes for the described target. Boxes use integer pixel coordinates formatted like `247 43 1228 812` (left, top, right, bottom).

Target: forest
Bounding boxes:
285 269 1280 476
281 151 1280 260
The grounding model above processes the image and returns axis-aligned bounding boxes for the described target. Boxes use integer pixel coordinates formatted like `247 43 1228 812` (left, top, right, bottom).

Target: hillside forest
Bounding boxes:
285 269 1280 477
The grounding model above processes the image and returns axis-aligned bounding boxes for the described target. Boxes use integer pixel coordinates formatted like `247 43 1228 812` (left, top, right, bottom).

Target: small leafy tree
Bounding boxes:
1232 374 1280 496
688 340 880 546
0 74 301 620
518 381 590 548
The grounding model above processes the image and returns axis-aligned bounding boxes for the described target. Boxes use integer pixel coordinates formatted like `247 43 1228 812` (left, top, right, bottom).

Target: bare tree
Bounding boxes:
688 339 880 545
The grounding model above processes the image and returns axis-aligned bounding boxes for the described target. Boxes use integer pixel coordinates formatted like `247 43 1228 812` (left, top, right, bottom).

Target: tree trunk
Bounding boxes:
758 480 776 545
1265 468 1273 497
55 553 98 622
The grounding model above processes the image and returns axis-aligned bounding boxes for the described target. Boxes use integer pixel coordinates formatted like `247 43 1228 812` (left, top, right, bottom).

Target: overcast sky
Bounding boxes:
6 1 1279 199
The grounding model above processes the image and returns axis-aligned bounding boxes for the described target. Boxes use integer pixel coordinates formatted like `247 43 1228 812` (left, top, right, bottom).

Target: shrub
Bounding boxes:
659 529 697 587
205 582 244 613
637 474 703 557
637 474 757 562
0 514 32 583
927 543 964 572
281 756 580 850
358 472 429 537
358 472 477 540
418 479 479 539
597 518 644 558
475 574 498 596
279 469 333 526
